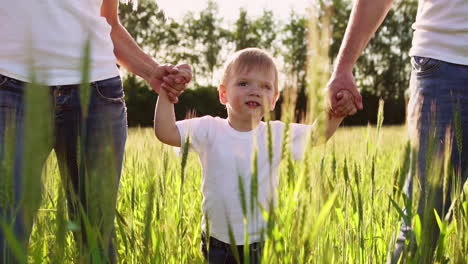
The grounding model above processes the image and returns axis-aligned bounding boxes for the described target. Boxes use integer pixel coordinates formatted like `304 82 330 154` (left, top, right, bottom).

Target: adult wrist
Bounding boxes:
333 62 354 76
142 60 161 82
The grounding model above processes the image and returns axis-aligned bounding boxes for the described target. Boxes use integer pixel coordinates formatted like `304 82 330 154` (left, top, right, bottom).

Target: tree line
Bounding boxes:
120 0 418 126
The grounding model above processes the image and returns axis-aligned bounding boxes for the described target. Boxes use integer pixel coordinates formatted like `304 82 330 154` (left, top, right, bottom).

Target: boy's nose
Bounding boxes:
249 90 261 97
248 85 261 96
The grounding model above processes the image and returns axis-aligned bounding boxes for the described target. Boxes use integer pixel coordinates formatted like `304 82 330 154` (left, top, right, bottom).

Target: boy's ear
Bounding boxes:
270 92 279 111
218 84 227 105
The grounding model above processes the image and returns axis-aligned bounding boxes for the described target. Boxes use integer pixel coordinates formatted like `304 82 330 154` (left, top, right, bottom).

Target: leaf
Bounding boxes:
413 214 422 247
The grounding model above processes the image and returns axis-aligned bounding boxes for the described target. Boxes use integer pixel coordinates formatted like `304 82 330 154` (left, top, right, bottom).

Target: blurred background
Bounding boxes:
120 0 417 126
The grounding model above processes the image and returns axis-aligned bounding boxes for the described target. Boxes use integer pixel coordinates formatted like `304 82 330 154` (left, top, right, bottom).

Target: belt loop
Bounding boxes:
91 80 98 89
53 86 60 96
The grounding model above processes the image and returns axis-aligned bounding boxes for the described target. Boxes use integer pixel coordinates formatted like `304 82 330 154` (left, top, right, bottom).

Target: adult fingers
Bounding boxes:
343 102 358 116
164 89 179 103
168 94 179 104
162 83 185 97
326 71 360 111
333 107 348 117
162 76 176 86
335 91 343 100
349 88 363 110
161 63 177 75
333 99 355 116
164 81 186 95
165 71 191 84
175 64 193 83
175 63 191 72
348 106 357 116
330 110 346 118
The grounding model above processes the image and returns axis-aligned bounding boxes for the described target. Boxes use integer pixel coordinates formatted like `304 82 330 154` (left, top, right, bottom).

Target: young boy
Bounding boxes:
154 48 355 264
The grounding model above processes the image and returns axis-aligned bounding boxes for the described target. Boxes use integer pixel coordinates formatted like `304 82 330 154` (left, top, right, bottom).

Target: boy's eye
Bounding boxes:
264 85 272 90
238 81 248 87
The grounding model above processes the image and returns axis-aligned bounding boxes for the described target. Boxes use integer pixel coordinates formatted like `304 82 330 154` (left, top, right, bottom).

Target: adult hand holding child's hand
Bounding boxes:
161 63 192 103
326 70 363 117
332 89 358 117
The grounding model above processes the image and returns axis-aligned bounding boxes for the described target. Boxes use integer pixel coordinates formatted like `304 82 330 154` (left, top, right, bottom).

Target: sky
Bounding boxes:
155 0 310 22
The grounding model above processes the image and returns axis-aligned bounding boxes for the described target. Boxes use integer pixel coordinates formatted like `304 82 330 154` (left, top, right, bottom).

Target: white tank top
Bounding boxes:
0 0 119 85
410 0 468 65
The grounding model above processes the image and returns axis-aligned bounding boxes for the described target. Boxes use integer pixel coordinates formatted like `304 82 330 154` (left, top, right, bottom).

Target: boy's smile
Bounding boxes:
246 101 261 108
219 68 278 131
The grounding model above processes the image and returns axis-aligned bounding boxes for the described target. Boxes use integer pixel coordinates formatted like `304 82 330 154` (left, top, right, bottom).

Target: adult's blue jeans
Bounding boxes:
0 74 127 263
388 57 468 263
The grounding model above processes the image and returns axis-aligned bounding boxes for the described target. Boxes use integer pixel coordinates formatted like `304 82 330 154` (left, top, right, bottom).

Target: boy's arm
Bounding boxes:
324 90 355 140
325 115 345 141
154 89 181 147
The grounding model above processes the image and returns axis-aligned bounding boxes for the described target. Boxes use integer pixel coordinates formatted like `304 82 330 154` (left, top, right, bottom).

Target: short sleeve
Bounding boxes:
176 115 213 153
289 123 314 160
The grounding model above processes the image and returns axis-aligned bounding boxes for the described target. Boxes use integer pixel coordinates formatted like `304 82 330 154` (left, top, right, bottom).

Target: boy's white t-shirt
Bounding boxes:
176 116 313 245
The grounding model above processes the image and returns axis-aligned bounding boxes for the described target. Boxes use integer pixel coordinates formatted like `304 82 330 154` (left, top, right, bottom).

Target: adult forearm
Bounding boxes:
334 0 394 73
110 23 158 81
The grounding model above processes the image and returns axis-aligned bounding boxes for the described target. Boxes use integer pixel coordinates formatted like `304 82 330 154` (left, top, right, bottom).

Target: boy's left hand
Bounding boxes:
329 89 357 117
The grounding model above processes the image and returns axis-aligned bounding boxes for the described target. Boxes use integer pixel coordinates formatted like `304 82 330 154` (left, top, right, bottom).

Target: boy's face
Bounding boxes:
219 67 278 127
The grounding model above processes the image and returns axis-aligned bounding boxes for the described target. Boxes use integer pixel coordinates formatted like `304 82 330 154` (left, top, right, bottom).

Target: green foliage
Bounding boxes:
281 10 309 119
123 78 226 127
232 9 279 54
123 75 157 127
2 125 462 263
282 11 308 93
179 1 228 83
119 0 167 58
119 0 416 127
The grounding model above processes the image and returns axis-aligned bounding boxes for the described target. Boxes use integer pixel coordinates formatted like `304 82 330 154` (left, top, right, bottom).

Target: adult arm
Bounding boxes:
328 0 395 114
100 0 189 101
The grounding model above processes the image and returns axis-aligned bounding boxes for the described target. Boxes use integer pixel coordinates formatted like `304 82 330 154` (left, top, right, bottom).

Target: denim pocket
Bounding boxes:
94 77 124 103
411 56 442 76
0 85 23 116
0 75 24 95
0 75 7 87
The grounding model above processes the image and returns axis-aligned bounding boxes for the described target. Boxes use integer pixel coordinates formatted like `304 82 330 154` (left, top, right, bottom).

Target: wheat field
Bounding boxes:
20 123 466 263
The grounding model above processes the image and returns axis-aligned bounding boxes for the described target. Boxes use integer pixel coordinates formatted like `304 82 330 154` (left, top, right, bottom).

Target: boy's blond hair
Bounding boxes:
220 48 279 96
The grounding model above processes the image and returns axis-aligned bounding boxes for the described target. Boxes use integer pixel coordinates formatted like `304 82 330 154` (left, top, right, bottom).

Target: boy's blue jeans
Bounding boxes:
201 233 263 264
388 57 468 263
0 74 127 263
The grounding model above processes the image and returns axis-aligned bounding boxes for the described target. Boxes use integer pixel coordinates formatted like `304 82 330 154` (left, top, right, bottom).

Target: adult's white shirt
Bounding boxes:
410 0 468 65
176 116 312 245
0 0 119 85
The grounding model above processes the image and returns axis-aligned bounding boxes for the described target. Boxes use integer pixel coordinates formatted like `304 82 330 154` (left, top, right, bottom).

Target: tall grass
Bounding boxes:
1 123 463 263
